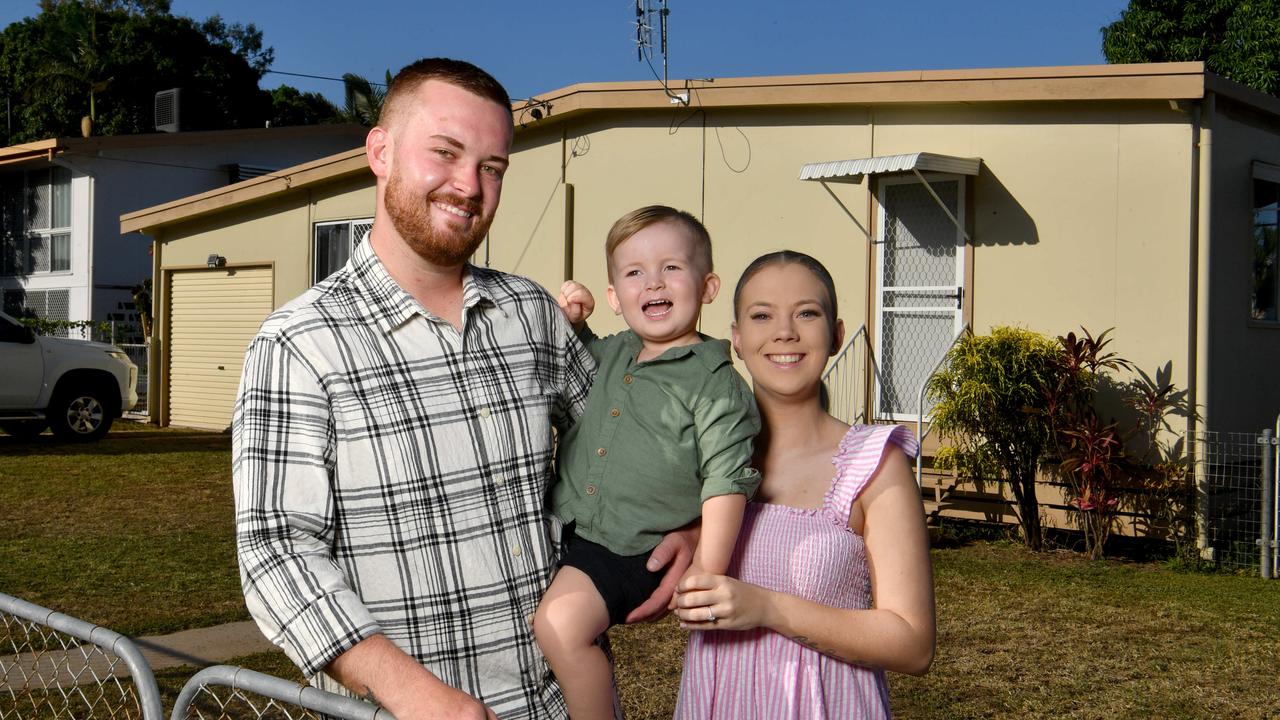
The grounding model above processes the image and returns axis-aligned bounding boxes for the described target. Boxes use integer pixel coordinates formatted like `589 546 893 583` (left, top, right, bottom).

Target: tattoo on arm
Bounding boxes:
791 635 853 663
359 687 380 706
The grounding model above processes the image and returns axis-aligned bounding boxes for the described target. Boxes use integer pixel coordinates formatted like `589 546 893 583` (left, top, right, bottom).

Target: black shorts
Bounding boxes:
558 530 663 626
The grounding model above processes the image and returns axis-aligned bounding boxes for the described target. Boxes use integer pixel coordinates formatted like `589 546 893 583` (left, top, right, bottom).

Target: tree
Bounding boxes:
269 85 340 127
926 326 1063 551
0 1 275 142
1102 0 1280 95
341 70 390 126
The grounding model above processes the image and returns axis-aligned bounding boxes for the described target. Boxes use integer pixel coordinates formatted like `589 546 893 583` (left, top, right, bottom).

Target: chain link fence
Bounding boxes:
172 666 391 720
2 593 390 720
0 592 163 720
1195 428 1280 576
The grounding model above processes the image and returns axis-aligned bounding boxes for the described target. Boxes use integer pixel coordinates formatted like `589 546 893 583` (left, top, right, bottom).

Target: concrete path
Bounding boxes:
1 621 277 690
131 620 277 670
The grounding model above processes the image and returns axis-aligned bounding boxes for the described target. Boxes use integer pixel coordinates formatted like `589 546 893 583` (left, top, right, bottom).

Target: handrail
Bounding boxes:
915 324 972 487
823 323 867 382
823 324 875 426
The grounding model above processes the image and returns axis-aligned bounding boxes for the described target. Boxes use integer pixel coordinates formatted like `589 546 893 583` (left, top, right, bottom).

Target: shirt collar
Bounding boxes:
623 330 732 371
349 237 505 332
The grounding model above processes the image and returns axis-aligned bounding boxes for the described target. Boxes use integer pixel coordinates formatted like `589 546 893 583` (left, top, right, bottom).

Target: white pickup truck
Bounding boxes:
0 309 139 441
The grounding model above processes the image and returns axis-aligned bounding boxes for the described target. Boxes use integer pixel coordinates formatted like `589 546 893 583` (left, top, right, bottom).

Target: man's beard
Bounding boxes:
384 172 492 267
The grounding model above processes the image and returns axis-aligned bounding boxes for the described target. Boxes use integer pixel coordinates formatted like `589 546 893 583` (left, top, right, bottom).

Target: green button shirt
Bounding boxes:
551 329 761 556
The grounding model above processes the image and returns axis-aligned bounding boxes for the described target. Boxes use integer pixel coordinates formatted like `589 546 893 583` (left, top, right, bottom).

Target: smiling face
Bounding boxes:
373 79 513 268
606 220 720 358
732 262 843 404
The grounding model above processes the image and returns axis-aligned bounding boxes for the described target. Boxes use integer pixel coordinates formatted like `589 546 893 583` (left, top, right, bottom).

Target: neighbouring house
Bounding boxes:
0 124 368 341
121 62 1280 533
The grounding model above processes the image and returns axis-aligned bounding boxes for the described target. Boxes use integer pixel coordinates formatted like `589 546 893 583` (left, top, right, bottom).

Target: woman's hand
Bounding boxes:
673 573 772 631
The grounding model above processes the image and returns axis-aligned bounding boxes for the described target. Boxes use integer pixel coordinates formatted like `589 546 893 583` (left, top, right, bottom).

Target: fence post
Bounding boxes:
1261 428 1275 580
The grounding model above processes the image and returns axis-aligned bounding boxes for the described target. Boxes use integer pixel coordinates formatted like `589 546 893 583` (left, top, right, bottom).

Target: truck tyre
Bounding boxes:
0 420 47 439
48 384 115 441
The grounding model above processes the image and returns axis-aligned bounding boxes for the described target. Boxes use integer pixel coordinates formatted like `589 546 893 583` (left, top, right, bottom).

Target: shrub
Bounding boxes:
926 326 1063 551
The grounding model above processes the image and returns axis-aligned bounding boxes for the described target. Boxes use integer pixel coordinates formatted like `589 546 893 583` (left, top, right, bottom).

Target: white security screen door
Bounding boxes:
874 174 966 420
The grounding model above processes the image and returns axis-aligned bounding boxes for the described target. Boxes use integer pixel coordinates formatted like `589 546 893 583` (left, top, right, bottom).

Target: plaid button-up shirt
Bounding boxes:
233 239 593 719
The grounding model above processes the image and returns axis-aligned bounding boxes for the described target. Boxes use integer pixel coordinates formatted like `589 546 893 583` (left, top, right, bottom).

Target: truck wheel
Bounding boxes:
48 385 115 441
0 420 47 439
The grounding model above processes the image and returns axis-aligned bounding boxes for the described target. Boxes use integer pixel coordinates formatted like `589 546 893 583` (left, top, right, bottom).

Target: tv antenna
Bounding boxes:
635 0 688 105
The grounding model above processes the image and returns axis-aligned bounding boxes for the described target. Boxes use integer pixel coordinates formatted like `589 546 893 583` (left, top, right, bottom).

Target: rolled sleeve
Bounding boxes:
232 334 380 677
552 311 596 434
693 367 762 503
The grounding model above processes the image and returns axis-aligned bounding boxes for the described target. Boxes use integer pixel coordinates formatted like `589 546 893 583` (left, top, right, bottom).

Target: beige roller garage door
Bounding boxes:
168 266 273 430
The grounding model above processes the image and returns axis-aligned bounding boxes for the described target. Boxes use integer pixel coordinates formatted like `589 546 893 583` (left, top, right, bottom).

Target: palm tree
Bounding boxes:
341 70 389 126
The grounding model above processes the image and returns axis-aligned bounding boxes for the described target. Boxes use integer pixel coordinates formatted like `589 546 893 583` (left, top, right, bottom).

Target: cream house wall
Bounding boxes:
495 102 1197 396
159 197 309 308
492 108 877 350
483 126 569 287
699 108 874 344
863 102 1195 393
1205 100 1280 432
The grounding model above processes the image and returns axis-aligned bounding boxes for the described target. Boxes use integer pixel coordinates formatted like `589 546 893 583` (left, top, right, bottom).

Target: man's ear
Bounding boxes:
830 318 846 355
606 285 623 315
700 272 721 305
366 126 391 180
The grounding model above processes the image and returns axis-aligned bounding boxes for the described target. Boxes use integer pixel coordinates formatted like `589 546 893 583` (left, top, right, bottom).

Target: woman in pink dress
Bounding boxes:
674 251 936 719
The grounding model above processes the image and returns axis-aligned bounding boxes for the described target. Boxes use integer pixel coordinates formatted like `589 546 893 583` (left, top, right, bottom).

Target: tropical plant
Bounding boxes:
1045 329 1197 559
1042 328 1134 558
926 326 1063 551
341 70 390 126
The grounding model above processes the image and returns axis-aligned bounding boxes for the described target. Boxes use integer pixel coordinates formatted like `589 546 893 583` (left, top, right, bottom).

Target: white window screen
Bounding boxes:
0 167 72 277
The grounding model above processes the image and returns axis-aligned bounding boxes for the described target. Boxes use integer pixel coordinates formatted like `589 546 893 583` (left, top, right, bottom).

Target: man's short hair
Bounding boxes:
605 205 713 279
380 58 512 128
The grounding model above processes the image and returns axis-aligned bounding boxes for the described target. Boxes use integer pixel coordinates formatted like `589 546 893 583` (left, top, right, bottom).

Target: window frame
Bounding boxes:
1251 162 1280 326
312 217 373 284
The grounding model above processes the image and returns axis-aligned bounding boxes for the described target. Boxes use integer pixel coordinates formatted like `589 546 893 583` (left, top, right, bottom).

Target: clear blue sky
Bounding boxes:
3 0 1132 105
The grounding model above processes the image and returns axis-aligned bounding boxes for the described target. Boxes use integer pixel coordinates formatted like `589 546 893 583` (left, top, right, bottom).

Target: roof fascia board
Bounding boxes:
1204 72 1280 119
120 148 369 234
524 63 1209 128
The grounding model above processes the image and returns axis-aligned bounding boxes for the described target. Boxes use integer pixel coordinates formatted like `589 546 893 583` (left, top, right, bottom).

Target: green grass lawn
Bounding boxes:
3 424 1279 719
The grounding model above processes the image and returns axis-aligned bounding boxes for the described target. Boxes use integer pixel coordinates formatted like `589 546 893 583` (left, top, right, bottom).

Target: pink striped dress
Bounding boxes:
675 424 918 720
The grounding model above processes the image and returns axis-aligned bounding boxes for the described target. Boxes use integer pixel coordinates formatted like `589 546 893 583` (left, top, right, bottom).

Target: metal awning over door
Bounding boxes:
799 152 981 183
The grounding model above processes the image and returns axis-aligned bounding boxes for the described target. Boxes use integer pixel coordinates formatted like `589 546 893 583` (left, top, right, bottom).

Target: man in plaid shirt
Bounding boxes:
232 58 693 720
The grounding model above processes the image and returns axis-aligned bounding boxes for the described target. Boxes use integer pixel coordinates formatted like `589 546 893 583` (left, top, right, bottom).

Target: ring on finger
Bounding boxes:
706 607 716 623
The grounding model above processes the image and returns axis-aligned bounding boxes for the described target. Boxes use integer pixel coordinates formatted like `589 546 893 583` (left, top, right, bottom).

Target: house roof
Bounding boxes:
0 123 367 168
122 61 1277 236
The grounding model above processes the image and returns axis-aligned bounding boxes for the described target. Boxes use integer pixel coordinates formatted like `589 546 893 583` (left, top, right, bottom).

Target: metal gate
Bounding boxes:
1195 420 1280 577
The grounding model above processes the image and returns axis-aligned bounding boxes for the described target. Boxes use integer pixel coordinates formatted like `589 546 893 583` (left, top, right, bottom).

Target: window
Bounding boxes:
1254 174 1280 323
0 167 72 276
314 218 372 283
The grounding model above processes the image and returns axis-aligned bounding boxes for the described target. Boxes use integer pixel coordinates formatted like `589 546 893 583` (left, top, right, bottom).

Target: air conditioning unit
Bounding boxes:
155 88 181 133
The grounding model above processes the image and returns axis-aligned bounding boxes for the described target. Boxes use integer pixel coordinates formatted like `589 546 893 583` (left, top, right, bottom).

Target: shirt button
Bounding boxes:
610 408 620 417
494 475 506 486
622 374 633 384
585 484 597 496
512 546 522 557
596 447 607 457
526 613 535 627
479 406 491 418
